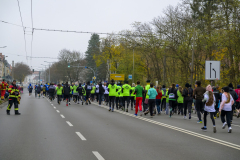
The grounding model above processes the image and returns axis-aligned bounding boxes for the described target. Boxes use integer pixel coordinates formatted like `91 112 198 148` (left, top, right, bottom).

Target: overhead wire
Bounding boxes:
16 0 28 60
30 0 34 66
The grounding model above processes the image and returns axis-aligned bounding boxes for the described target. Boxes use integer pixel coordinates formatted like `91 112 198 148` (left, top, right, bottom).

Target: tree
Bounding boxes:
12 62 31 83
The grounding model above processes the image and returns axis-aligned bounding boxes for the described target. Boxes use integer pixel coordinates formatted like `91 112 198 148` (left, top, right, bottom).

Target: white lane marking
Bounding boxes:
66 121 73 126
92 151 105 160
92 102 240 150
60 114 65 118
53 107 56 109
56 110 60 113
76 132 87 141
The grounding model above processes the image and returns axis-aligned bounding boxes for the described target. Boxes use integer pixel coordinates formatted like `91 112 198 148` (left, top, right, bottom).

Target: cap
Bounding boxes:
146 80 150 83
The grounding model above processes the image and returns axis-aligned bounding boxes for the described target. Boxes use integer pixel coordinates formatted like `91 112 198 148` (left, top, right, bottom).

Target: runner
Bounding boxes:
122 81 132 112
161 85 167 112
48 83 55 101
108 79 117 111
28 83 33 96
147 83 158 118
42 85 46 98
213 87 221 119
143 80 151 114
85 82 92 105
134 81 144 116
91 84 96 102
104 83 109 106
228 83 238 123
98 82 105 106
156 85 162 115
34 84 38 98
183 83 193 119
36 84 42 98
177 86 184 116
168 84 178 117
73 82 79 104
116 82 122 110
77 83 84 105
63 82 71 106
45 83 49 97
56 84 63 104
219 87 234 133
130 83 136 110
201 85 216 133
95 83 100 102
193 81 206 123
234 85 240 118
68 83 73 105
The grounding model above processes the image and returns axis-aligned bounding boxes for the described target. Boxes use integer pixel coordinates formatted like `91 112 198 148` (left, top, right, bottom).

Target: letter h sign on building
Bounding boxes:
205 61 220 80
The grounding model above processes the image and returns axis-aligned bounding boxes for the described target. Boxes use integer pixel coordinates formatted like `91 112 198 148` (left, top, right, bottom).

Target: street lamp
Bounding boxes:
41 64 48 83
44 61 55 83
4 56 8 79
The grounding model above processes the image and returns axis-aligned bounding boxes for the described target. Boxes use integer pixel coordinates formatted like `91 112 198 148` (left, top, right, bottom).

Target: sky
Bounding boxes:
0 0 180 71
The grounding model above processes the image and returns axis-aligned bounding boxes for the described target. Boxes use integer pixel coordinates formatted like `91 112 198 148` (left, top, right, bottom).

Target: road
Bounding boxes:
0 91 240 160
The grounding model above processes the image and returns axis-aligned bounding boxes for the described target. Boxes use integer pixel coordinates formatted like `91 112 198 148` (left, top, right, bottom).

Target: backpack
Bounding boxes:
169 88 175 99
49 85 55 93
86 85 92 91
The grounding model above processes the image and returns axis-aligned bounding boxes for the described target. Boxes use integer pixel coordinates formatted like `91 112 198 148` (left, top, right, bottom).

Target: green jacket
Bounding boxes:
177 90 184 103
73 85 78 93
56 87 63 95
122 84 131 96
135 85 143 98
166 91 169 103
131 87 135 97
145 84 151 99
116 86 121 97
69 86 73 94
91 86 96 94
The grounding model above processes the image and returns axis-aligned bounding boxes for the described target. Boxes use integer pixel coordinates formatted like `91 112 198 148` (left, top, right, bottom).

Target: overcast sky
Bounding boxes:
0 0 180 71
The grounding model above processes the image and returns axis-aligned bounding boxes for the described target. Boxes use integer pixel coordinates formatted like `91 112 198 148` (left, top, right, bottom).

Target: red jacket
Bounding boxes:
156 89 162 99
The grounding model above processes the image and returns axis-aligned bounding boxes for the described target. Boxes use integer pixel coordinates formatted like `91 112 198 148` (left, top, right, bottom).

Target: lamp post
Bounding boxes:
41 64 47 83
3 56 8 79
44 61 55 83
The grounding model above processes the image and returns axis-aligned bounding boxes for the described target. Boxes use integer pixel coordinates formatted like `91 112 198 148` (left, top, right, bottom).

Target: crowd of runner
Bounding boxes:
28 80 240 134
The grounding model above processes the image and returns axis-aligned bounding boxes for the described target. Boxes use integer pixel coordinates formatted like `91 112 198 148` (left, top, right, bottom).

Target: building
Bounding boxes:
0 53 12 81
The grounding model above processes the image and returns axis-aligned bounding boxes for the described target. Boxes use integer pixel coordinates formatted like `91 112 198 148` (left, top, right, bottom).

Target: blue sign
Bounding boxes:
40 79 42 81
90 81 93 84
128 75 132 80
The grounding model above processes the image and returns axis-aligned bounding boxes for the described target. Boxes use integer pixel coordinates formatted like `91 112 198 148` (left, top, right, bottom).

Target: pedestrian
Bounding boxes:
147 83 158 118
213 87 221 118
108 79 117 111
56 84 63 104
85 82 92 105
161 85 167 112
48 83 55 101
91 84 96 102
37 84 42 98
122 81 132 112
193 81 206 123
143 80 151 114
168 83 178 117
130 83 136 110
156 85 162 115
73 82 79 103
177 86 184 116
228 83 238 123
28 83 33 96
201 85 216 133
98 82 105 106
183 83 193 119
219 87 234 133
63 82 71 106
234 85 240 118
134 80 144 116
104 83 109 105
42 85 46 98
6 80 21 115
116 82 122 110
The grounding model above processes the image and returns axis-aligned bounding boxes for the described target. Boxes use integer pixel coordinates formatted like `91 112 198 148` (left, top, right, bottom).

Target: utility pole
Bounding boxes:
12 61 14 80
39 71 41 84
133 48 134 83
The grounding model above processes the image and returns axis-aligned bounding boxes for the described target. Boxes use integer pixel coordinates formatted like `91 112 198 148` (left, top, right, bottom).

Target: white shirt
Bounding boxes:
104 86 109 94
221 94 234 111
96 85 99 93
204 93 216 112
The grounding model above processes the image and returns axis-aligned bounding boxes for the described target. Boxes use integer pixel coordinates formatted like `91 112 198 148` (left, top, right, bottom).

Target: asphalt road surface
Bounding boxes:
0 91 240 160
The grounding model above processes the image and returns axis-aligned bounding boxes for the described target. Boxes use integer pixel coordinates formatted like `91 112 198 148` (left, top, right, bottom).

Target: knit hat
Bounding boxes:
162 85 166 88
124 81 128 84
206 85 212 91
185 83 190 88
146 80 150 83
223 87 230 93
237 85 240 89
176 84 179 87
228 83 233 89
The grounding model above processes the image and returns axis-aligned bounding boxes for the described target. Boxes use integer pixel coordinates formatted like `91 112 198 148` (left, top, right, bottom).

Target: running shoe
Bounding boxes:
77 102 79 104
228 127 232 133
222 122 227 129
109 108 111 111
213 126 216 133
184 116 187 119
189 113 191 119
217 112 219 118
134 113 137 116
201 127 207 131
89 101 91 104
214 117 216 119
82 101 84 105
112 109 114 112
126 108 128 112
197 120 202 124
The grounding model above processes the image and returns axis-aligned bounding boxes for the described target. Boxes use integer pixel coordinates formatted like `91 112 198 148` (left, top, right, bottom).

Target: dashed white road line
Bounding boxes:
53 107 56 109
92 151 105 160
76 132 87 141
56 110 60 113
60 114 65 118
66 121 73 126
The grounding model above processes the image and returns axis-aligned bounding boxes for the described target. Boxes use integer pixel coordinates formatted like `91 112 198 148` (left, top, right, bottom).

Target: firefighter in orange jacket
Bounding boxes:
7 80 21 115
0 79 8 100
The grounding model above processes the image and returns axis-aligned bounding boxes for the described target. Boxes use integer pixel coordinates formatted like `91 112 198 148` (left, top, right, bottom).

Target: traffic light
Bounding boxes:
32 69 34 72
68 63 70 68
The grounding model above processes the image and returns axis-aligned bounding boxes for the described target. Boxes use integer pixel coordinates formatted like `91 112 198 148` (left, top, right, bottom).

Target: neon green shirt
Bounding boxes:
122 84 131 96
116 86 121 97
56 87 63 95
69 86 73 94
108 84 117 96
145 84 150 99
131 87 135 97
73 85 78 93
91 86 96 94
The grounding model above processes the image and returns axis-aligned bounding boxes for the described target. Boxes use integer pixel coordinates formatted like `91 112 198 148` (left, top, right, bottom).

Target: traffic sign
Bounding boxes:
90 81 93 84
205 61 220 80
110 74 125 81
128 75 132 80
40 79 42 81
93 76 96 80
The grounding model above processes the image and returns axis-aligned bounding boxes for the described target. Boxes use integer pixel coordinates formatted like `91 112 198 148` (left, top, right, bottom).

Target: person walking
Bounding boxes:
193 81 206 123
213 87 221 118
85 82 92 105
130 83 136 110
98 82 105 106
183 83 193 119
177 86 184 116
134 81 144 116
6 80 21 115
28 84 33 96
219 87 234 133
116 82 122 110
147 83 158 118
201 85 216 133
104 83 109 105
235 85 240 118
108 80 117 111
63 82 71 106
168 84 178 117
56 84 63 104
73 83 79 103
122 81 132 112
156 86 162 115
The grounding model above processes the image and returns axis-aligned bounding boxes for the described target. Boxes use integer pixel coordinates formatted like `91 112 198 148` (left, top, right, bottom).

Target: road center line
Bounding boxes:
66 121 73 126
92 151 105 160
56 110 60 113
60 114 65 118
76 132 87 140
53 107 56 109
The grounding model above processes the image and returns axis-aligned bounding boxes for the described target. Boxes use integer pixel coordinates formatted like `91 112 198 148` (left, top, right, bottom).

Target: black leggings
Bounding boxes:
104 94 109 103
161 98 166 111
130 96 135 108
57 95 62 103
178 103 183 115
184 100 192 116
221 110 231 127
148 99 156 116
204 111 215 127
109 96 115 109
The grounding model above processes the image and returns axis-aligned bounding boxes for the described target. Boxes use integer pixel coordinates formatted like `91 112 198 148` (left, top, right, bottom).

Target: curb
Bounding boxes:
0 99 8 109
